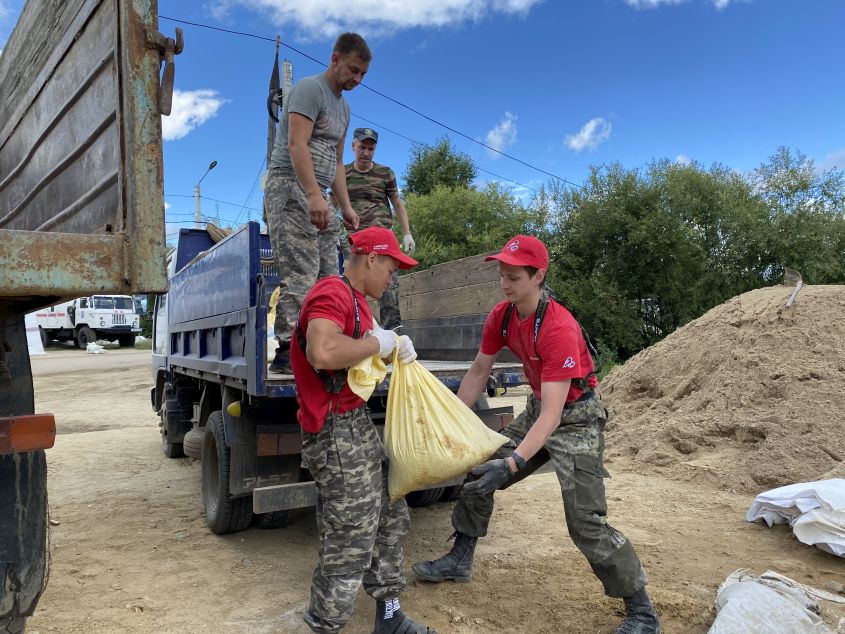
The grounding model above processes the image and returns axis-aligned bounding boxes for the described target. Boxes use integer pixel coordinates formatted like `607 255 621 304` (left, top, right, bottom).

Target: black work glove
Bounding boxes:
462 459 513 496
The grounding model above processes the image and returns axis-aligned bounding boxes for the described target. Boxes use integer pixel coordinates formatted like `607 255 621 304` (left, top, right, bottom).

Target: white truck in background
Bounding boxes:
33 295 142 348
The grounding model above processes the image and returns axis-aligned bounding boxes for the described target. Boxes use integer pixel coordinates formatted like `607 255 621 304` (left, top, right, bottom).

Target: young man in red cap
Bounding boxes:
292 226 435 634
412 235 660 634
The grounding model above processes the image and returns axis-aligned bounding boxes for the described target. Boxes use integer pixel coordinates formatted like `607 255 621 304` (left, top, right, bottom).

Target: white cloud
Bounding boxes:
212 0 544 39
485 111 517 158
675 154 691 165
164 201 171 211
624 0 742 8
565 117 612 152
819 149 845 172
162 89 225 141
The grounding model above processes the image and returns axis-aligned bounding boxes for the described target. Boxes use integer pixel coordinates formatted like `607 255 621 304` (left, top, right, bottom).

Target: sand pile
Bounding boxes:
601 285 845 491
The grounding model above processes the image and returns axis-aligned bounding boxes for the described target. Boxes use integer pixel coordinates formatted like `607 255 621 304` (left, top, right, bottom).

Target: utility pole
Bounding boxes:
194 160 218 227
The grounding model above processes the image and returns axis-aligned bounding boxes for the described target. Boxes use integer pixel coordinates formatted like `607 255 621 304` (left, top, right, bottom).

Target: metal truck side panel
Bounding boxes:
0 0 169 297
168 225 260 325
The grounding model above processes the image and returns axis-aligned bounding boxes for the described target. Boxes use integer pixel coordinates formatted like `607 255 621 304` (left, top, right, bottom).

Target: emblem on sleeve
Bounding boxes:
562 357 575 369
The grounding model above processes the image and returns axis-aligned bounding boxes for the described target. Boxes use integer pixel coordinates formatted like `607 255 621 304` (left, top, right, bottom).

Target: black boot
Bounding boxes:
372 598 436 634
615 588 661 634
268 341 292 375
411 531 477 583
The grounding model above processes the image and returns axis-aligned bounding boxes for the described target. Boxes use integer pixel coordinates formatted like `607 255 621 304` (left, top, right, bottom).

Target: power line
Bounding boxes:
351 113 539 193
158 15 580 189
234 156 267 225
165 193 262 214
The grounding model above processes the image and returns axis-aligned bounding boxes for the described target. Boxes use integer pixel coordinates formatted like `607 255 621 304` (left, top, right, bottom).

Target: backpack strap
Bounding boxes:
501 287 599 391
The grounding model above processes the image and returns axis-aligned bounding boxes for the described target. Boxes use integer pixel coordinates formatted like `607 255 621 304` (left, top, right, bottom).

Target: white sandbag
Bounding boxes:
708 570 836 634
747 480 845 557
25 313 45 355
86 343 105 354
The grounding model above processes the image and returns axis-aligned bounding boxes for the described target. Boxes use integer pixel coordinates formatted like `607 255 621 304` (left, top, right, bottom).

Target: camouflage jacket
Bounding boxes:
345 162 398 230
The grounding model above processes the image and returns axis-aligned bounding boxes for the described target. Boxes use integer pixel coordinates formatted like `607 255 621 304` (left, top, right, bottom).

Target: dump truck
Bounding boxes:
0 1 179 629
33 295 142 348
151 222 524 533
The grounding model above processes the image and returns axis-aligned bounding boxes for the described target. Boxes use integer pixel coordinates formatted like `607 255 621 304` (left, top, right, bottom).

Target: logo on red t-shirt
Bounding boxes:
562 356 576 369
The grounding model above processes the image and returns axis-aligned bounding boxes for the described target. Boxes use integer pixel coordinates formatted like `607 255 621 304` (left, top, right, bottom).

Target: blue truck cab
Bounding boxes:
150 222 523 534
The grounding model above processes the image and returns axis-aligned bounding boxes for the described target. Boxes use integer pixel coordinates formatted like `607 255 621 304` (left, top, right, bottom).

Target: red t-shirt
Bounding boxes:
480 299 599 402
291 276 374 432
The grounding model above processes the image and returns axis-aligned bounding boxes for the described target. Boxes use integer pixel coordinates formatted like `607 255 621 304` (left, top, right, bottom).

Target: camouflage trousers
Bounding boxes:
265 169 339 344
301 406 411 633
341 237 401 330
452 393 648 598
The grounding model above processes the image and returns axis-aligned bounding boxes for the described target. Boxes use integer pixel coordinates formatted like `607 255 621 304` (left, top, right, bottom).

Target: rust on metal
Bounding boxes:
0 0 172 300
0 229 128 296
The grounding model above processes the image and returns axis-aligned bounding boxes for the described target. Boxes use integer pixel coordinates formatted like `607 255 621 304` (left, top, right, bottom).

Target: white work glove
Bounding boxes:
402 233 416 255
397 335 417 364
369 325 398 358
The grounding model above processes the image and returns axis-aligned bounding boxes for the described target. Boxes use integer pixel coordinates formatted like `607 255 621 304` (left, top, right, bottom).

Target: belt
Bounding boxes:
564 390 595 408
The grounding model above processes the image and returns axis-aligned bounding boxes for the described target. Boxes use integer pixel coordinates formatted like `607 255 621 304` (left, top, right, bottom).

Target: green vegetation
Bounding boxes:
403 145 845 362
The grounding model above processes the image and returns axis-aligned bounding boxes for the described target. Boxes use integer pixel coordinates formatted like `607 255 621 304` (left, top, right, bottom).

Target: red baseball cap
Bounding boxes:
349 227 418 269
484 235 549 270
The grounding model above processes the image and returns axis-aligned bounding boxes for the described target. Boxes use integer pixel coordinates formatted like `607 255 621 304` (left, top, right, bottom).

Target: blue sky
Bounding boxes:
2 0 844 242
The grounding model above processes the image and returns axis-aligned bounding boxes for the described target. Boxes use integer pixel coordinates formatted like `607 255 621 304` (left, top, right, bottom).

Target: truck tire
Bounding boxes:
76 326 97 348
182 427 203 460
441 485 462 502
405 487 445 507
202 411 253 534
117 334 136 347
252 510 290 529
39 327 49 348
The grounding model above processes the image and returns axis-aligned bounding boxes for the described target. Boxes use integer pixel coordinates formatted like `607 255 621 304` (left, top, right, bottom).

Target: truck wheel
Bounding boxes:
76 326 97 348
252 510 290 529
441 485 462 502
39 327 49 348
117 334 136 347
202 411 253 534
182 427 203 460
405 487 445 507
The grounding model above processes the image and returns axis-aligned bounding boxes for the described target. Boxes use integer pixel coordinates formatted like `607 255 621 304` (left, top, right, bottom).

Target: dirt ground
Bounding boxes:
27 348 845 633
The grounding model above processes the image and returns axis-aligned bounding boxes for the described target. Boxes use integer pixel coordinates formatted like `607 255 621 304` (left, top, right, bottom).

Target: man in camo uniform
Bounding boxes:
412 235 661 634
265 32 368 374
291 227 435 633
342 127 414 330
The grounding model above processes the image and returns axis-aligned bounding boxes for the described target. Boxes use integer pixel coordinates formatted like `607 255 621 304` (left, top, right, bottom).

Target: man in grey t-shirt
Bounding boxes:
265 33 364 376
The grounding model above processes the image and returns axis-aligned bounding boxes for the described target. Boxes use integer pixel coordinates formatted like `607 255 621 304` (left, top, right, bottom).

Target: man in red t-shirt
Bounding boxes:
412 236 661 634
292 226 435 634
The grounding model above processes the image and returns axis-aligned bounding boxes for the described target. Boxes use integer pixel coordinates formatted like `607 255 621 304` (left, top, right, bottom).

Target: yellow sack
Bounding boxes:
385 352 508 502
347 354 388 401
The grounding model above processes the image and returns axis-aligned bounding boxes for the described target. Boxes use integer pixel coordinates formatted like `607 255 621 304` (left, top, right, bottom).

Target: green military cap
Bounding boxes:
353 127 378 142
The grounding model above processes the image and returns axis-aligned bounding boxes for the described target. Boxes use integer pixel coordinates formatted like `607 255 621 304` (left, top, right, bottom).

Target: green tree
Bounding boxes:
754 147 845 283
542 160 773 360
403 138 477 196
407 183 548 270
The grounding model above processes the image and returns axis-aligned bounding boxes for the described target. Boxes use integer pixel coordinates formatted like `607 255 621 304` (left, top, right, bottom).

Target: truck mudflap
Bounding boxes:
0 310 50 624
0 450 49 623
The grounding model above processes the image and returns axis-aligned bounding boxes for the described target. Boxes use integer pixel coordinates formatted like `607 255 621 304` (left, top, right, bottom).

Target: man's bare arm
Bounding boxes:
305 318 379 370
456 351 497 408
